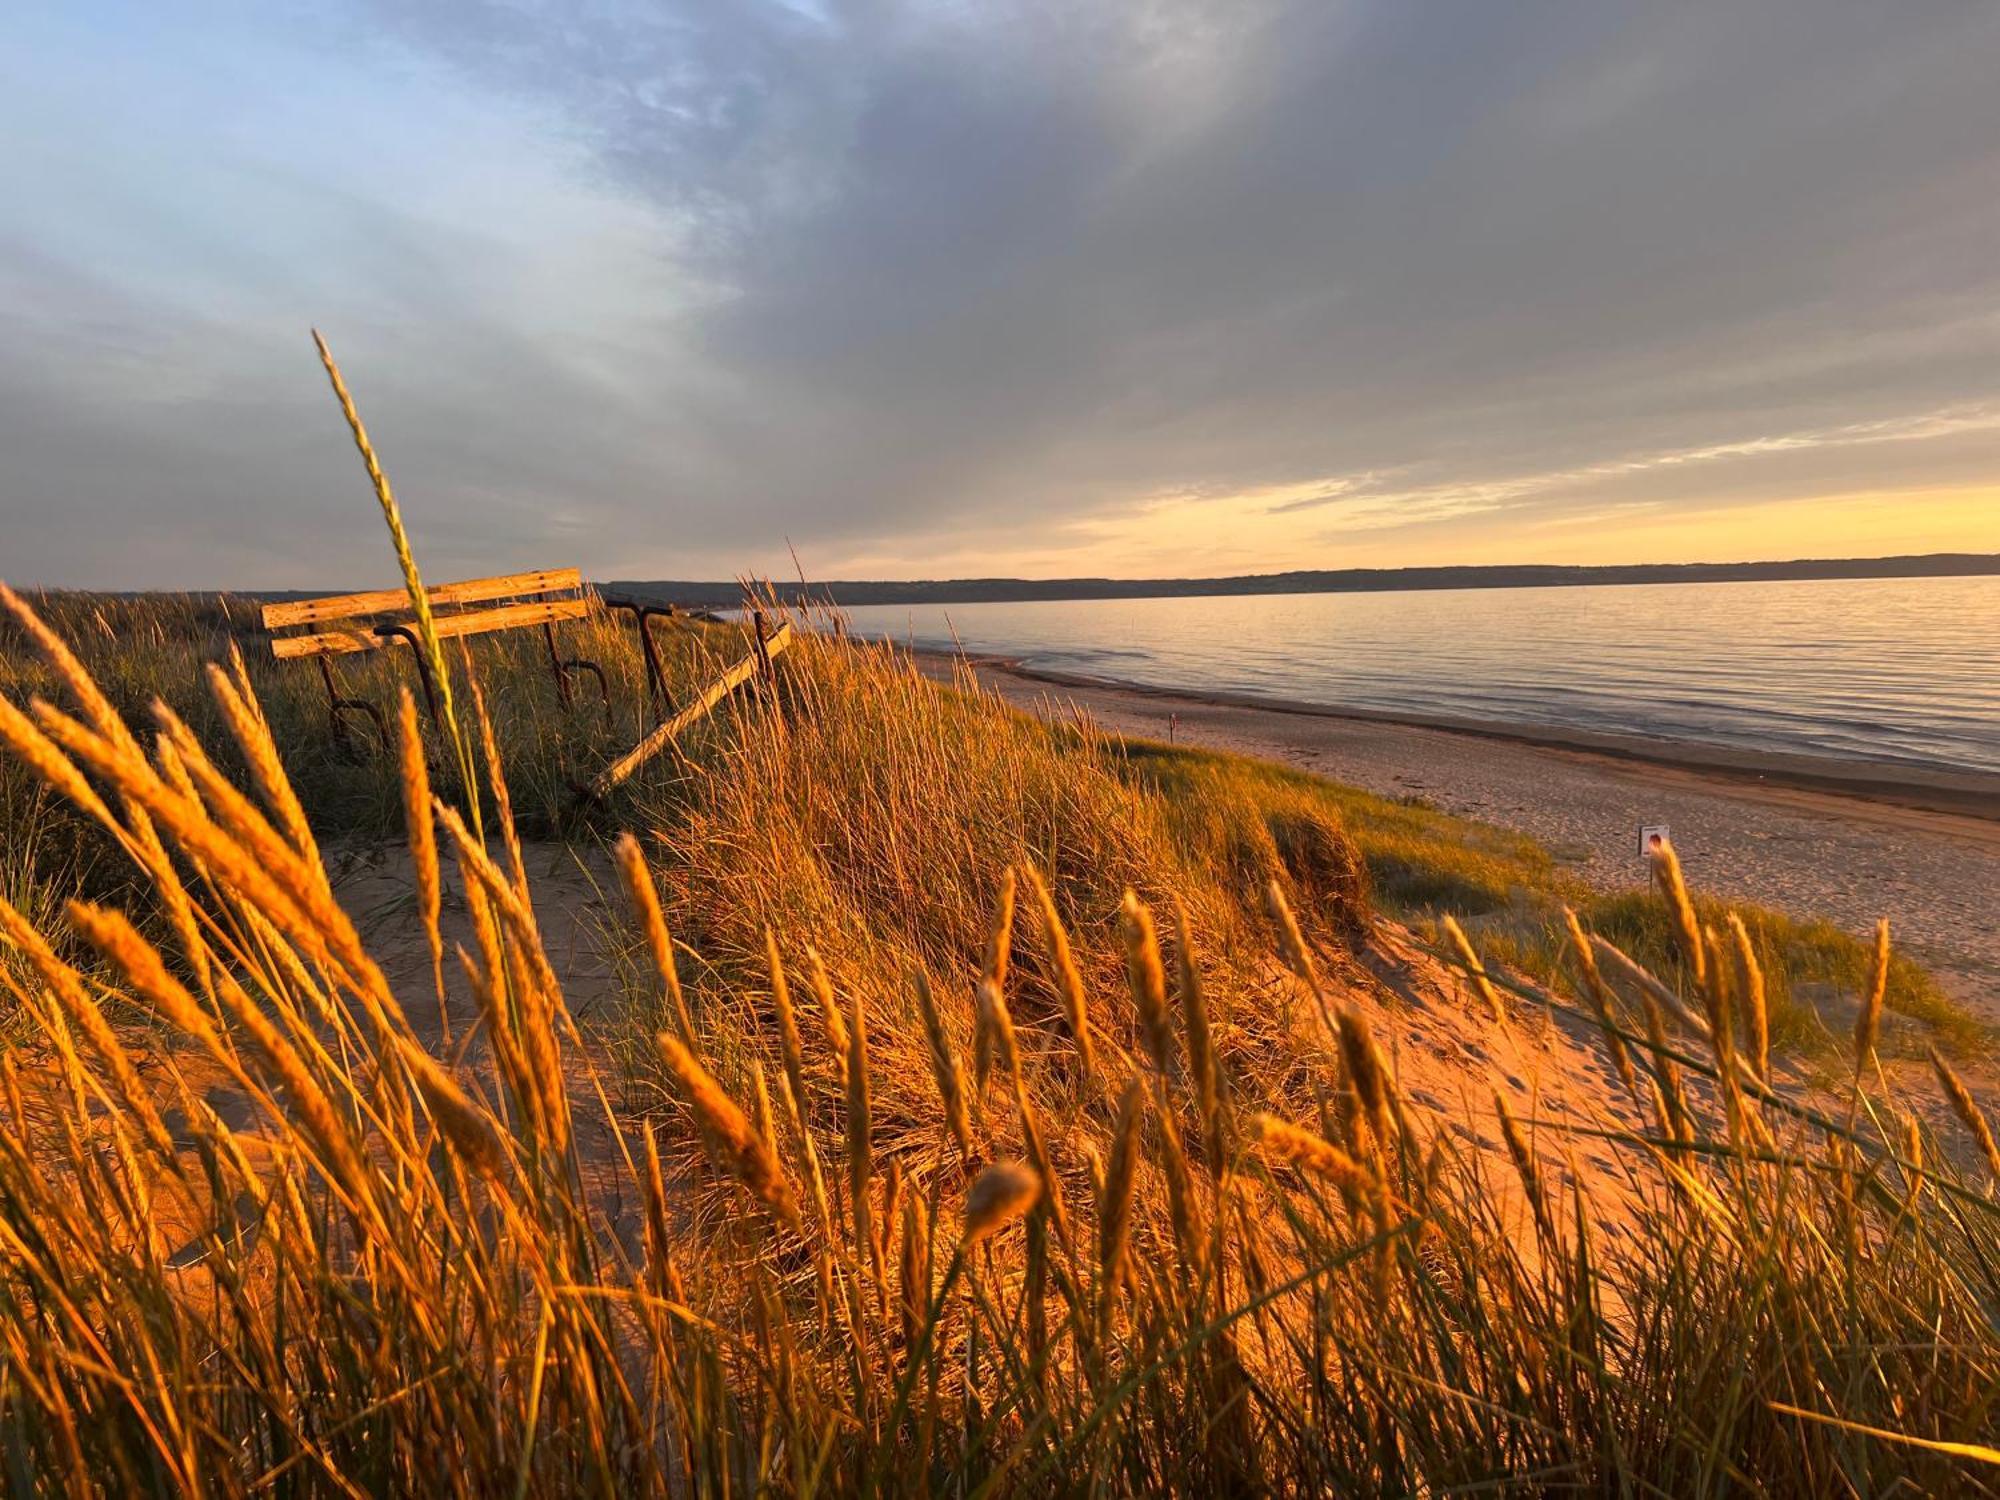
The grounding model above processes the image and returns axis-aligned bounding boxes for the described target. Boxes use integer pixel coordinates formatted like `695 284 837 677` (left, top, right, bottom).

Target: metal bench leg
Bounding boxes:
373 624 440 725
316 655 387 752
541 619 610 719
542 620 574 710
608 601 677 720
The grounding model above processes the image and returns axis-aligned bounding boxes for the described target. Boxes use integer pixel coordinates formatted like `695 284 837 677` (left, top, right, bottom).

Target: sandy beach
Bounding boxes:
916 649 2000 1015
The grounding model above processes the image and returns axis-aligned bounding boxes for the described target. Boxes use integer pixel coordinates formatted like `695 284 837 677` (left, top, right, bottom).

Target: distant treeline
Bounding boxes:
602 551 2000 610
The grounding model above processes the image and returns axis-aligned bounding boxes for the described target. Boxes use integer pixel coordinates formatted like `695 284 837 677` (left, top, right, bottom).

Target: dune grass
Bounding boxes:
1111 739 1976 1058
0 578 1997 1492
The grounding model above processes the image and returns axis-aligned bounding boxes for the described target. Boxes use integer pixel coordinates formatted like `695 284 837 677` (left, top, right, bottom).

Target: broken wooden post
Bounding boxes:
751 608 773 683
581 619 793 801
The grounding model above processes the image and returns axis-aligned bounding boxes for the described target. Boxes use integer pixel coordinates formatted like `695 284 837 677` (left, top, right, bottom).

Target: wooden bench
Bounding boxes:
262 567 604 745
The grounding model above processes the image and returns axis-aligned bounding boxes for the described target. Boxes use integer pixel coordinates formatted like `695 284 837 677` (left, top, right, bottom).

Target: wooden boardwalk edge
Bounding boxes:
585 620 793 799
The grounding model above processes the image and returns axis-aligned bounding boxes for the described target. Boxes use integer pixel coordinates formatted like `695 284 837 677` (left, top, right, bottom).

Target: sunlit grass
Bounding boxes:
0 582 1996 1491
1109 737 1979 1058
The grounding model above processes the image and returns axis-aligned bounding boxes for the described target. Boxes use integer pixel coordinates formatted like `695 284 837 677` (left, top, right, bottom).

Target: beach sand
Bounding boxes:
914 649 2000 1018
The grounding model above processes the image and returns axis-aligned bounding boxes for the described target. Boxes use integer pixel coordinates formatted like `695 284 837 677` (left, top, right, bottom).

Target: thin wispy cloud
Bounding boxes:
2 0 1996 586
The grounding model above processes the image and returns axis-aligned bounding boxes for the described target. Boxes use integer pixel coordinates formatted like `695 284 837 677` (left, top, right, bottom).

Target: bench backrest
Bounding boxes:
263 568 590 659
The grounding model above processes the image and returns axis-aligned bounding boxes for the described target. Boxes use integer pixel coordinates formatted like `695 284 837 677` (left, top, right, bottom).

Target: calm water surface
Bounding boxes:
838 576 2000 777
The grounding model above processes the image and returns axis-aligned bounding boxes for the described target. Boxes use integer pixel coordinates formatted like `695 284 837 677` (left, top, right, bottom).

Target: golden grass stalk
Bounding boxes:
63 901 229 1071
0 582 145 763
1021 863 1092 1078
843 985 876 1286
767 928 808 1129
1119 891 1177 1079
1266 878 1342 1044
1561 907 1636 1098
397 687 447 1039
465 662 531 910
1648 836 1706 988
125 791 216 999
154 701 326 895
1699 926 1737 1075
973 979 996 1097
983 865 1017 990
641 1122 683 1303
912 969 976 1166
495 930 571 1162
33 697 411 1046
1727 913 1770 1084
776 1067 837 1246
0 895 178 1163
962 1161 1040 1244
657 1031 801 1230
614 834 696 1046
206 658 321 888
310 330 473 814
1173 900 1226 1176
400 1041 510 1182
979 977 1022 1096
1337 1009 1394 1159
456 933 542 1146
1929 1047 2000 1179
1153 1084 1205 1275
1591 933 1710 1041
1247 1113 1376 1197
1096 1077 1144 1333
980 974 1077 1268
805 946 848 1092
899 1188 931 1351
750 1061 779 1162
0 673 215 1005
1441 915 1504 1023
0 691 123 839
1493 1092 1554 1243
1900 1114 1926 1219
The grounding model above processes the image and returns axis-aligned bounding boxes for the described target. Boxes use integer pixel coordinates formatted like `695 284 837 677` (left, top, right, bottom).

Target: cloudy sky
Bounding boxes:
3 1 1996 589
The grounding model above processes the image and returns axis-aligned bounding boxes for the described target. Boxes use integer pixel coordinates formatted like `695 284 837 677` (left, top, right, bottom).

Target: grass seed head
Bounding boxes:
1930 1046 2000 1179
1120 890 1176 1079
658 1030 801 1230
1247 1113 1376 1197
1022 863 1092 1078
963 1160 1040 1244
1648 835 1706 988
1727 913 1770 1084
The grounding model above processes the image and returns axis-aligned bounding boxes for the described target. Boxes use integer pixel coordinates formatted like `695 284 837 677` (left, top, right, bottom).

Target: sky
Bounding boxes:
2 1 1997 589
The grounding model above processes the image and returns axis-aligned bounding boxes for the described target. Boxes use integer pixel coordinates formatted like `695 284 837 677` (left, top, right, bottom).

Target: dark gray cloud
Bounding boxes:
3 0 1997 586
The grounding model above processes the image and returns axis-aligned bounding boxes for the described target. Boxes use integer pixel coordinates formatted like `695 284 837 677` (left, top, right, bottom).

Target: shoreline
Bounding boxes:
913 647 2000 825
907 644 2000 1007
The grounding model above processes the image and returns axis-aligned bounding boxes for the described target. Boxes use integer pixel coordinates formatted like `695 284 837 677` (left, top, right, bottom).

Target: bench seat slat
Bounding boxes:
261 568 583 631
271 596 591 659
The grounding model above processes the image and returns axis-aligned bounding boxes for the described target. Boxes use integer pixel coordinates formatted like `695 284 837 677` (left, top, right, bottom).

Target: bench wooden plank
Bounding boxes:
261 568 583 630
586 620 792 798
272 596 591 659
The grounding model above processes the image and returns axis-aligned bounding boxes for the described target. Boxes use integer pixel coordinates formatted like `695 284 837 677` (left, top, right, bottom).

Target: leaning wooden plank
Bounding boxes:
261 568 583 630
586 621 793 798
271 596 591 659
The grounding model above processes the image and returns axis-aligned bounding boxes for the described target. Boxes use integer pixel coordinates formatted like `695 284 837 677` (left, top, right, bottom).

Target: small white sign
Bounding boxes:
1639 824 1671 859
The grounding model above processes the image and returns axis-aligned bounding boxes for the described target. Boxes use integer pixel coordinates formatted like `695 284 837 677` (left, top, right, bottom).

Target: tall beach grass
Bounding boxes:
0 579 1995 1493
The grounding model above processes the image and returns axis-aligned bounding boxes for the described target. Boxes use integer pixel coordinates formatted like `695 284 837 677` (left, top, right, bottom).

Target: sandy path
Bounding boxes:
922 654 2000 1018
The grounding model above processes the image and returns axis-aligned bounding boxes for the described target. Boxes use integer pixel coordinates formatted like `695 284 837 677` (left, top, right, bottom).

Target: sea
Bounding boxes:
834 575 2000 778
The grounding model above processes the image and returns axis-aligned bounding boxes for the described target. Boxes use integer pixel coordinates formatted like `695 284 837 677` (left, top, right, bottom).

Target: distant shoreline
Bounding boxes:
605 551 2000 609
908 645 2000 825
